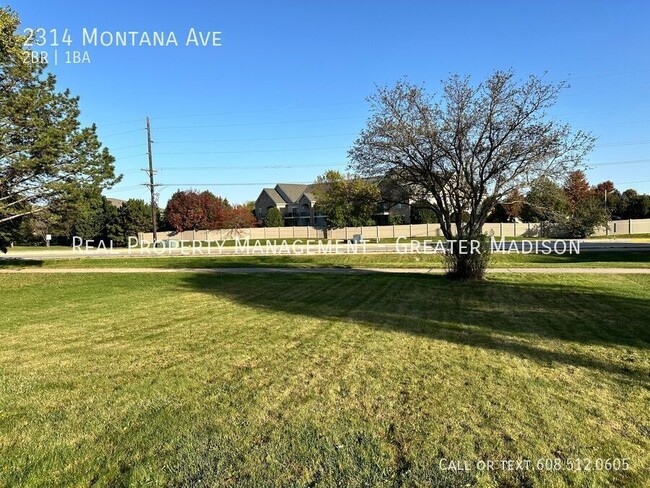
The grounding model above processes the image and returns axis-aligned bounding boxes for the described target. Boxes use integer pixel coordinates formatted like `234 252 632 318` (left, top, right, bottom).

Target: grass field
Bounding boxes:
1 272 648 486
1 250 650 270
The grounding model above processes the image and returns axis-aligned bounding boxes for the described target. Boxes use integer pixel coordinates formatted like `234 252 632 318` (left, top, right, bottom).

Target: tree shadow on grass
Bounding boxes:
0 257 43 267
180 272 650 383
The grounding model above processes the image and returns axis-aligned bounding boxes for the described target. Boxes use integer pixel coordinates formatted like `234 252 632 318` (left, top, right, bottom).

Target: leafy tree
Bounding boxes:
502 188 525 221
521 177 570 224
623 194 650 219
388 214 405 225
563 170 591 211
486 204 511 223
0 7 120 251
166 191 201 232
165 190 254 232
349 71 593 279
263 207 284 227
565 195 610 238
66 192 118 245
410 201 439 224
562 172 609 237
165 190 207 232
111 199 151 246
595 181 619 215
200 191 229 229
224 205 257 229
522 175 609 237
613 189 650 219
596 180 615 195
487 189 524 223
157 208 172 232
313 170 381 230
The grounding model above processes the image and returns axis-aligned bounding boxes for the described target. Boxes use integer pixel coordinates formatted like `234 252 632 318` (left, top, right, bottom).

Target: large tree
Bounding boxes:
263 207 284 227
313 170 381 230
164 189 252 232
521 176 570 224
0 7 119 250
223 204 257 229
349 71 594 279
563 170 591 211
165 190 208 232
112 199 152 246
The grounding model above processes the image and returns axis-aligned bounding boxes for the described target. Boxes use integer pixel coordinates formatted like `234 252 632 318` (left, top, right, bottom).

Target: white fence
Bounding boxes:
137 218 650 243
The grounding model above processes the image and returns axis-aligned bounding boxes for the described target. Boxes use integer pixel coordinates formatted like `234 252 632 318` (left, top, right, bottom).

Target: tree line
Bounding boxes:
302 169 648 239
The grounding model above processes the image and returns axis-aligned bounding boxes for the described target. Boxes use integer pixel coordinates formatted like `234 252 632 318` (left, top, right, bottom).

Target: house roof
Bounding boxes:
275 183 311 203
107 198 126 208
261 188 285 205
300 192 316 203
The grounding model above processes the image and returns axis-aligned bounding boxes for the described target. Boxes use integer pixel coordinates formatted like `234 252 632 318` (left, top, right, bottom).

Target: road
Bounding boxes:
2 239 650 260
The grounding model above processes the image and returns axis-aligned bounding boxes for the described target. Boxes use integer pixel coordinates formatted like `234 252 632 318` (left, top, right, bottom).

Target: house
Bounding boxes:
255 184 323 226
255 179 415 227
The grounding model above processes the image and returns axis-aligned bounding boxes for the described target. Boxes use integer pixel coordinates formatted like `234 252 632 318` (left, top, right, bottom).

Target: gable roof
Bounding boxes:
275 184 310 204
300 192 316 203
261 187 285 205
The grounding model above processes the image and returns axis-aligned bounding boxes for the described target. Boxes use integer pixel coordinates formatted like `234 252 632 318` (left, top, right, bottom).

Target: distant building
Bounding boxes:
254 179 414 227
106 198 126 208
255 184 322 226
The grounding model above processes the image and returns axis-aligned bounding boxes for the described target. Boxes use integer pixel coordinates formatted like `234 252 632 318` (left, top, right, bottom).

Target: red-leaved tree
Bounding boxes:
224 205 257 229
165 190 205 232
165 190 254 232
563 170 591 211
199 191 228 229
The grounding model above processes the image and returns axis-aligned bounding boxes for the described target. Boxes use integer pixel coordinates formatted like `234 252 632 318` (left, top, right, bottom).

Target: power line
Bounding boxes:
155 146 347 156
154 133 357 144
566 68 650 80
590 158 650 167
585 118 650 128
596 139 650 148
102 127 146 138
158 163 346 171
159 182 313 187
152 156 646 171
106 184 147 192
554 105 650 117
122 136 650 152
148 101 365 121
99 118 146 128
109 143 147 151
151 115 362 131
611 179 650 185
566 84 650 96
114 153 148 160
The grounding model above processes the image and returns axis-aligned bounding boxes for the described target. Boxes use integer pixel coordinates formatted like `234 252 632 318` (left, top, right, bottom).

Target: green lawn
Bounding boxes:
1 250 650 269
1 272 648 486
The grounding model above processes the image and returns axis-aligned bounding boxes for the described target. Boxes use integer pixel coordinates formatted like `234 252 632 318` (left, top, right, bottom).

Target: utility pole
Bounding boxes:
143 116 159 243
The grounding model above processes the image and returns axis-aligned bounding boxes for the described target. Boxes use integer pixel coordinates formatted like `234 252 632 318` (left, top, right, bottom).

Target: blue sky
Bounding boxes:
10 0 650 205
